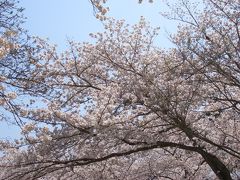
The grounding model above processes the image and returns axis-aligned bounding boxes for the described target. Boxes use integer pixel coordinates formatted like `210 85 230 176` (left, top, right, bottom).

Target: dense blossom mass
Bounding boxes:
0 0 240 179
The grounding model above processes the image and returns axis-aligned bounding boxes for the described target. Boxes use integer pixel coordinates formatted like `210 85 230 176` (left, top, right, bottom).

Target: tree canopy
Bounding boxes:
0 0 240 179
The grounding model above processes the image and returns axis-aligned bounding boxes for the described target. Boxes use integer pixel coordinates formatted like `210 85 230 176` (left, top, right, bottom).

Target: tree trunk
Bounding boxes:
197 149 232 180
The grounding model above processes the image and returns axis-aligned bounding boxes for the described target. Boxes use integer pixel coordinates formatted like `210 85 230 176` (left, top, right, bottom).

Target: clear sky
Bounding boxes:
19 0 178 50
1 0 178 140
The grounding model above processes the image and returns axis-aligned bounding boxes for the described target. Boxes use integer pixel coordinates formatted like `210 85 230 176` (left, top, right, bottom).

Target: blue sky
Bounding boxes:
19 0 178 49
1 0 178 140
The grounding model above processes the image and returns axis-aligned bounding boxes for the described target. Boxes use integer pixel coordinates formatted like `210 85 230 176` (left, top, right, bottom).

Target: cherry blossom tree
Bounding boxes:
0 0 32 123
0 0 239 179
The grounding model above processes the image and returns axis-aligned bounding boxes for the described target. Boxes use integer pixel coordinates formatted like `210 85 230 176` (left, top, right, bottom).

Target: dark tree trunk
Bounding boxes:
197 149 232 180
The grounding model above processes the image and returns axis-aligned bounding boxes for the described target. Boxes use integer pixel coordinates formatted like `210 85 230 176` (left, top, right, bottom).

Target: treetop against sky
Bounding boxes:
0 0 240 179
